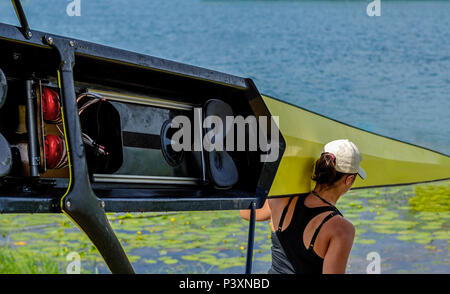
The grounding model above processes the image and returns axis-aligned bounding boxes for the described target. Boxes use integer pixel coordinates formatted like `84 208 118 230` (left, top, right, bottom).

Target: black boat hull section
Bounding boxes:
0 22 284 212
0 19 285 274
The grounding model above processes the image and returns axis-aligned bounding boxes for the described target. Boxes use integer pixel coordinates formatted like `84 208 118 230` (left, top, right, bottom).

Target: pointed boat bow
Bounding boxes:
262 95 450 196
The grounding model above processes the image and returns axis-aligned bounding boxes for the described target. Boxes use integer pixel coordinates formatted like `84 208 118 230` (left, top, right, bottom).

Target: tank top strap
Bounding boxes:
277 195 297 233
308 210 341 251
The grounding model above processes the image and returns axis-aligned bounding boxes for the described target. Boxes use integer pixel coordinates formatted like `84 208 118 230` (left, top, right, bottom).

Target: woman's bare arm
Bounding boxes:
322 218 355 274
240 199 271 221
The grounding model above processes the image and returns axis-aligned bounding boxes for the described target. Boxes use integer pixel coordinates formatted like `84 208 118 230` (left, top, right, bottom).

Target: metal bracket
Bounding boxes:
25 80 40 177
11 0 32 40
42 35 134 274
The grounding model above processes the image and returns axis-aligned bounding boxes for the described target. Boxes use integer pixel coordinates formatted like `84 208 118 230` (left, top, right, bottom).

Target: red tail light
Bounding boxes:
42 87 61 123
45 134 66 169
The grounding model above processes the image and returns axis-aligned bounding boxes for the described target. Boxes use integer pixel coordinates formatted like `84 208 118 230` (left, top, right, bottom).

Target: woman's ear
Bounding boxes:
345 174 356 186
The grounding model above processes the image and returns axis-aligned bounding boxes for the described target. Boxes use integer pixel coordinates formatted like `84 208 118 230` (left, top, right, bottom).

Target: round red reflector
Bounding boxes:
45 134 65 169
42 87 61 122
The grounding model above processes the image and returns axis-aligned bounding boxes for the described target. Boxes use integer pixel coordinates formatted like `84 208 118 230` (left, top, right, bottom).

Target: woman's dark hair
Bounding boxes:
311 152 345 186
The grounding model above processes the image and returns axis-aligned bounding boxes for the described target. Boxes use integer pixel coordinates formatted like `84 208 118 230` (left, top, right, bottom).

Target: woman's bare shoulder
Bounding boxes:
328 215 355 239
268 197 294 211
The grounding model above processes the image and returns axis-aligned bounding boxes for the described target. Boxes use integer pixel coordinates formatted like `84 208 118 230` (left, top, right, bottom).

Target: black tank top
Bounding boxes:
269 193 342 274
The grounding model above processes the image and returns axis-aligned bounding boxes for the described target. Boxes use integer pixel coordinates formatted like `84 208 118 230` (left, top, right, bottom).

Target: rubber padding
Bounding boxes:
204 99 238 188
0 68 7 110
0 132 12 178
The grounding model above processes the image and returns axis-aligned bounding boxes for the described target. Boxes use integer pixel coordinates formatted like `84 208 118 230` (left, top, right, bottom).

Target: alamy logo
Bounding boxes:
66 0 81 17
170 110 280 163
66 252 81 274
366 0 381 17
366 251 381 274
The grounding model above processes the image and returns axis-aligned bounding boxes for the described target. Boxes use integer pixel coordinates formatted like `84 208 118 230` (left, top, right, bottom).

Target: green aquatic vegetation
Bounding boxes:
354 227 368 235
1 214 63 229
197 255 218 265
395 231 437 245
373 220 418 230
255 254 272 263
397 230 416 235
410 183 450 212
432 231 449 241
354 239 376 245
350 190 378 199
163 258 178 265
113 213 135 220
373 210 399 221
370 226 397 235
339 181 449 254
396 235 417 242
1 180 449 273
181 255 199 261
158 256 178 264
111 211 250 257
254 235 266 243
0 246 60 274
414 211 445 222
128 255 141 263
367 198 389 207
181 252 215 264
420 222 445 231
340 212 361 220
414 237 434 244
204 255 245 270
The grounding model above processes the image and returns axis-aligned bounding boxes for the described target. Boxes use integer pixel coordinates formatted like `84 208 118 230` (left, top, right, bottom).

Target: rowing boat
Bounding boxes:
263 95 450 197
0 0 448 274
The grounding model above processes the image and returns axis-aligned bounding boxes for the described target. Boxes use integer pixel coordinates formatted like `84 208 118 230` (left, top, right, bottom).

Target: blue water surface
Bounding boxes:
1 0 448 154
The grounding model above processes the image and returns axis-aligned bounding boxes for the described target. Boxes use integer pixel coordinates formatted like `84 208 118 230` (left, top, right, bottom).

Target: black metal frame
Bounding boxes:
0 1 286 274
41 34 134 273
11 0 32 40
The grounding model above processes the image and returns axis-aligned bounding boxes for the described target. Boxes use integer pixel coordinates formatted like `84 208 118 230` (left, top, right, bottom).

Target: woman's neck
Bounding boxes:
312 185 341 206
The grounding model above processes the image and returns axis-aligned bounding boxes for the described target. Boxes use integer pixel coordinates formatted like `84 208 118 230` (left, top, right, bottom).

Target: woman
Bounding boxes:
241 139 366 274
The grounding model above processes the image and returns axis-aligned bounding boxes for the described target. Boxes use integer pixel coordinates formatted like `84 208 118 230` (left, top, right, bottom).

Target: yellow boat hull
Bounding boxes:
262 95 450 197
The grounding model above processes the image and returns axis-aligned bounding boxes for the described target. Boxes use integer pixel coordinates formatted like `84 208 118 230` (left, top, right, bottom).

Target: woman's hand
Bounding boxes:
239 199 272 221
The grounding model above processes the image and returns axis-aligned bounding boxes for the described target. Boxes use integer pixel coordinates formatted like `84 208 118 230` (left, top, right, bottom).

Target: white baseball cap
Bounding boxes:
322 139 367 180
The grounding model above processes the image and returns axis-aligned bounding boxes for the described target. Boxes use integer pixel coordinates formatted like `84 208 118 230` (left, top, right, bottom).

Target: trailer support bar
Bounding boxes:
245 201 256 274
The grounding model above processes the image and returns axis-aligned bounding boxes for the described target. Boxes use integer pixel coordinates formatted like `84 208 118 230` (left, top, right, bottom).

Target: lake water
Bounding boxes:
1 0 449 154
0 0 449 274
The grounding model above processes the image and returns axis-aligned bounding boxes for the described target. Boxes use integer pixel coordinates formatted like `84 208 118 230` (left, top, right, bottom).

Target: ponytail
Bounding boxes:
311 152 345 186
